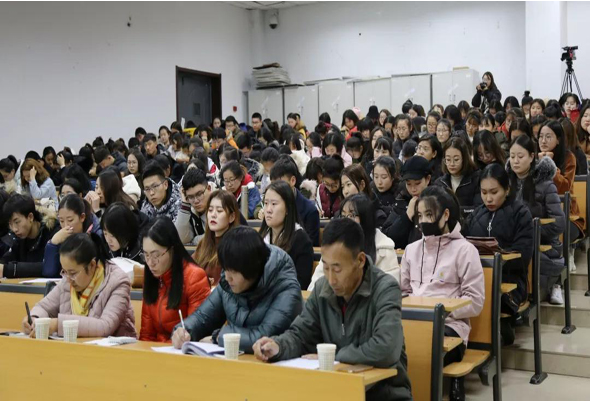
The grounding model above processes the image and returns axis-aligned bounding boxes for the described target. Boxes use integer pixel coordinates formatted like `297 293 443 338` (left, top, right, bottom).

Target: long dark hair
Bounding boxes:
416 186 461 233
58 194 94 233
540 120 567 171
142 217 200 309
98 168 137 210
472 130 506 170
443 137 476 177
575 100 590 144
259 181 300 252
482 71 498 91
101 202 139 251
60 233 106 270
339 194 376 262
508 135 537 208
341 164 372 198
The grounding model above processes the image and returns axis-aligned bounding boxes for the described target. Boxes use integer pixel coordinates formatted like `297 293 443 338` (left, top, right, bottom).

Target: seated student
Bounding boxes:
223 116 241 149
346 133 365 165
20 159 58 206
143 133 163 161
222 147 264 185
287 133 310 176
309 194 400 290
192 190 241 285
140 163 182 222
220 160 261 219
435 119 453 147
305 131 322 158
401 139 418 163
341 164 387 228
101 202 144 264
382 156 431 250
322 133 352 167
253 218 412 400
371 155 401 216
43 195 103 278
59 178 85 200
401 186 485 401
0 156 20 194
393 114 419 160
209 128 228 167
465 110 481 144
538 120 586 270
269 156 320 247
172 226 303 353
94 146 128 175
139 217 210 342
0 194 58 278
473 130 507 170
508 135 565 304
508 117 532 142
259 147 279 194
416 135 443 183
436 137 482 207
23 233 136 338
315 155 344 219
85 168 140 217
462 164 533 345
175 168 216 245
259 181 314 290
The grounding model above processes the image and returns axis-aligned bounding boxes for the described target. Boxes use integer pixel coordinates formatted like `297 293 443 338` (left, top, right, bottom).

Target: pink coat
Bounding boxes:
30 262 137 338
400 223 485 344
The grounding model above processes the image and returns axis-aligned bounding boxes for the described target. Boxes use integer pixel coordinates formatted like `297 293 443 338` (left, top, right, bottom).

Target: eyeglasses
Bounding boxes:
445 158 462 165
417 145 431 153
128 161 137 166
223 177 239 185
186 189 207 202
60 269 81 281
143 180 165 195
142 247 171 264
539 134 555 143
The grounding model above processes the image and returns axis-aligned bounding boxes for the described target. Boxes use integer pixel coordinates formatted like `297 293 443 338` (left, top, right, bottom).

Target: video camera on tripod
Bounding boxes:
560 45 582 99
561 46 578 63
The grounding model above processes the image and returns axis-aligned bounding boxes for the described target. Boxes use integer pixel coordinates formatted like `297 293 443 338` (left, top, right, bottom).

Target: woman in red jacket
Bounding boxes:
139 217 210 342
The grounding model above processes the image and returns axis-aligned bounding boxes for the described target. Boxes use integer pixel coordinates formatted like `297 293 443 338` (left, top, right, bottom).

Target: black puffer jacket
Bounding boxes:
382 186 422 250
471 87 502 113
462 198 533 302
436 169 483 207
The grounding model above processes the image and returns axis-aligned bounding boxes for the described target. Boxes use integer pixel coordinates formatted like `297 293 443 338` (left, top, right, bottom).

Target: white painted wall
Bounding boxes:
566 1 590 99
259 1 527 108
0 2 252 157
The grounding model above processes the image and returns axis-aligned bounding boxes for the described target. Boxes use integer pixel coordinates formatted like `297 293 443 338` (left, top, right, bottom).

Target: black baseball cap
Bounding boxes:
401 155 431 181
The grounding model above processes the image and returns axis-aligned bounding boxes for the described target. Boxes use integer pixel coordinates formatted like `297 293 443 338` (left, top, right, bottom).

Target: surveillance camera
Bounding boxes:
269 14 278 29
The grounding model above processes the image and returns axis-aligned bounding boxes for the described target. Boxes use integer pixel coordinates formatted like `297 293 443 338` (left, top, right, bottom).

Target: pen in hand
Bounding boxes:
178 310 185 330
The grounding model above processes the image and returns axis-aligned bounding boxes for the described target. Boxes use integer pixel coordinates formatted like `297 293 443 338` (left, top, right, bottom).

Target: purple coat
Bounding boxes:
30 262 137 338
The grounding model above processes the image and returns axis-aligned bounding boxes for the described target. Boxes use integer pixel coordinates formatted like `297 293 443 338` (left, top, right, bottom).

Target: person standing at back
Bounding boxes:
472 71 502 114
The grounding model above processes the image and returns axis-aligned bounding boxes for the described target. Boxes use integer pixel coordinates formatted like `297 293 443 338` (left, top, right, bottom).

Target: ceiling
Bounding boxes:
227 1 318 10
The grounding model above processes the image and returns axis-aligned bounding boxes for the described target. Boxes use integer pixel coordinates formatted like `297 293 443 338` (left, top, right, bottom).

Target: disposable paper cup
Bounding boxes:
35 318 51 340
223 333 241 360
63 320 79 343
317 343 337 371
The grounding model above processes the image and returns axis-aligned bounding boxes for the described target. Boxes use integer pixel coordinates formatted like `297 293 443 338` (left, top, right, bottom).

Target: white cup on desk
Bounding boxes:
223 333 241 360
317 343 337 371
63 320 79 343
35 318 51 340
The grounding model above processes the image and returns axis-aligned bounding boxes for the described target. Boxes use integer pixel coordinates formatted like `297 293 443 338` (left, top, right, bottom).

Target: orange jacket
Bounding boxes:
553 151 586 233
139 261 210 342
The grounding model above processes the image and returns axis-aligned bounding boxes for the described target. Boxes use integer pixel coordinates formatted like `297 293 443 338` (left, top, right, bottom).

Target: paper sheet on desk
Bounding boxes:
19 278 61 284
84 337 137 347
152 346 184 355
152 342 224 355
273 358 339 370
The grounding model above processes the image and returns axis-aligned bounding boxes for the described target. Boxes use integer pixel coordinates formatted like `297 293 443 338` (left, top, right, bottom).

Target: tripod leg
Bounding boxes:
572 73 583 101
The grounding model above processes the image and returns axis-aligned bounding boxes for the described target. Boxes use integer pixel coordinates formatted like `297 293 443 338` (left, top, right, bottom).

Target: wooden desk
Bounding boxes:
501 283 517 294
0 333 396 400
539 245 553 252
540 218 556 225
443 336 463 353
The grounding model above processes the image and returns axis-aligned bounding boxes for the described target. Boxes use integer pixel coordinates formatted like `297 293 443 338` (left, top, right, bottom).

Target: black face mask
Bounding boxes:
420 211 445 237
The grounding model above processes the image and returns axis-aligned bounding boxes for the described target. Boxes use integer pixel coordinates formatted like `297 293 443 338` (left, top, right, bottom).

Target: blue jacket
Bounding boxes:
295 189 320 247
41 215 103 278
176 245 303 353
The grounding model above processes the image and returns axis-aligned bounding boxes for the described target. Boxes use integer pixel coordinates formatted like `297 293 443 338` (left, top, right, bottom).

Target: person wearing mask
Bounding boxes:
101 202 145 264
259 181 314 290
42 195 103 278
269 156 320 247
309 193 400 290
415 135 443 183
508 135 565 304
172 226 303 353
538 120 586 271
382 156 431 250
139 217 210 342
462 164 533 345
471 71 502 113
436 138 482 207
315 155 344 219
253 218 412 401
175 168 217 245
22 233 137 338
192 190 241 285
220 161 261 219
140 163 182 222
20 159 58 206
1 194 59 278
401 186 485 401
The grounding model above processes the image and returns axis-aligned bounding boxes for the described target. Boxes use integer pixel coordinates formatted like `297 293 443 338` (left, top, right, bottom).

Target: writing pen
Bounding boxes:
25 302 32 326
178 310 185 330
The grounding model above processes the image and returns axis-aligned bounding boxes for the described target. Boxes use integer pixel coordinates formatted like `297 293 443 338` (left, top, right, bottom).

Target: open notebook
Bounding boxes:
152 342 244 357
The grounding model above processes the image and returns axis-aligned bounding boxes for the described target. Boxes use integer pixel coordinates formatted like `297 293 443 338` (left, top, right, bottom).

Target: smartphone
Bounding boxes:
338 364 373 373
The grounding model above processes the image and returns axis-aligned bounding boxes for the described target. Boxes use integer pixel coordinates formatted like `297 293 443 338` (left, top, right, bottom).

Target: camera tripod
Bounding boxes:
561 60 583 99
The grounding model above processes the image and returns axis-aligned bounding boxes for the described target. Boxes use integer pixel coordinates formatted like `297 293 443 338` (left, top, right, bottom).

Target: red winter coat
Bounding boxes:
139 261 210 342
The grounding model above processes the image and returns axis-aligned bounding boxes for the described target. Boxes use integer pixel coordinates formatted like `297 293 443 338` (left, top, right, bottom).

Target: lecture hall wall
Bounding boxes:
0 1 252 157
0 1 589 158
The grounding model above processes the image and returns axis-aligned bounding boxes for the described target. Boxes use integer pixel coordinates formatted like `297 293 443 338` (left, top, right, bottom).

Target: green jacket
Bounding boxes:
271 259 412 401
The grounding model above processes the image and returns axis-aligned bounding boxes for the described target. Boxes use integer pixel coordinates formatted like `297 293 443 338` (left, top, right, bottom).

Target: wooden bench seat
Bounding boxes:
443 349 490 377
443 336 463 353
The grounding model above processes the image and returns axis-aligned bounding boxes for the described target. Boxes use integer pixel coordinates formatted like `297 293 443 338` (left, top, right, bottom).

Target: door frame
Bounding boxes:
175 66 222 125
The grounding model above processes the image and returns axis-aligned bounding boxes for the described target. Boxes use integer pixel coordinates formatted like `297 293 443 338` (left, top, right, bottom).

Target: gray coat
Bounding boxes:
271 259 412 401
177 245 302 353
